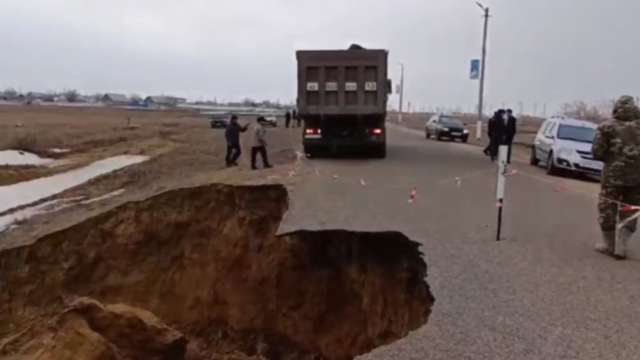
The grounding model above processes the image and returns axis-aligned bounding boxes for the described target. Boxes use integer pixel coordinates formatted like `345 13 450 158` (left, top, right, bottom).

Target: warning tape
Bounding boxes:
622 205 640 213
618 210 640 229
599 195 640 211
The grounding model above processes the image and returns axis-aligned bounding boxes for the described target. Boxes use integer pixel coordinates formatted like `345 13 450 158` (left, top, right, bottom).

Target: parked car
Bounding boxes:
425 114 469 142
258 115 278 127
209 115 229 129
530 116 602 176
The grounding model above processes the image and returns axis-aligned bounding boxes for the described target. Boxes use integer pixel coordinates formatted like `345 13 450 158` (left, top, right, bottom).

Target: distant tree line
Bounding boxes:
1 87 293 109
560 100 615 123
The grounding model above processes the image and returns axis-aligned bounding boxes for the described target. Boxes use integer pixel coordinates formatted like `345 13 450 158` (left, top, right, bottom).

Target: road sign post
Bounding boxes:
470 59 480 80
496 145 508 241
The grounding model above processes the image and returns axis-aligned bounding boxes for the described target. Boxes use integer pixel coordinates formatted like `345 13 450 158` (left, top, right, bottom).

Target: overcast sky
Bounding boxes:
2 0 639 113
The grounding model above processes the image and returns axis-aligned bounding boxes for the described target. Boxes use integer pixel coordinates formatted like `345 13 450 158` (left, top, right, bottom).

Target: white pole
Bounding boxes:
398 63 405 122
496 145 508 241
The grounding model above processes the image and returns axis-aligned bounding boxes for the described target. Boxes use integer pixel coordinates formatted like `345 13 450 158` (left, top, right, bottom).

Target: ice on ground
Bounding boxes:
49 148 71 154
81 189 125 205
0 150 54 166
0 188 127 233
0 197 82 232
0 155 148 213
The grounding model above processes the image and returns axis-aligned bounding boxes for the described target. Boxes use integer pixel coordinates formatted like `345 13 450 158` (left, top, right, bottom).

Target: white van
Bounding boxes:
530 116 603 176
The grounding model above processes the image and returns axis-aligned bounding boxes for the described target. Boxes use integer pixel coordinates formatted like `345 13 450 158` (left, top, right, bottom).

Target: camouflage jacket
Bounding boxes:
592 96 640 187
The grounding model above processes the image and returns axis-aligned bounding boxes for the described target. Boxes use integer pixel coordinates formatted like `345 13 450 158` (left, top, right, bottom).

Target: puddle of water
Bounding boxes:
0 155 148 213
0 150 54 166
0 188 127 232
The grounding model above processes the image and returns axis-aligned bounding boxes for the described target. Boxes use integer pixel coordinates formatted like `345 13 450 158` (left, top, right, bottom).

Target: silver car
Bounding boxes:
530 116 603 176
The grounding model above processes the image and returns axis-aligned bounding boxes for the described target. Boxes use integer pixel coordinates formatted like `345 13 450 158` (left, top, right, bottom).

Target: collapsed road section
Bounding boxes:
0 183 434 360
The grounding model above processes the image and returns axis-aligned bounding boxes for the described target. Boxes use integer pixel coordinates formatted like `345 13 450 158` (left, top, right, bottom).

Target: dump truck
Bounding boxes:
296 45 391 158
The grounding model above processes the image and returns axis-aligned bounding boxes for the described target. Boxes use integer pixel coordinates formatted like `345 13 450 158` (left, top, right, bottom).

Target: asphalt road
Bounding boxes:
280 124 640 360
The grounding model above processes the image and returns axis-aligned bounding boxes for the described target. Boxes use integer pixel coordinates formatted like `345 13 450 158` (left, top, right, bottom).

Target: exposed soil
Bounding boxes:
0 184 434 360
0 104 302 244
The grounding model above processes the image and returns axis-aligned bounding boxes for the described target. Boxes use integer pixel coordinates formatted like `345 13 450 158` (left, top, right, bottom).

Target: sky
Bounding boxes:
1 0 639 114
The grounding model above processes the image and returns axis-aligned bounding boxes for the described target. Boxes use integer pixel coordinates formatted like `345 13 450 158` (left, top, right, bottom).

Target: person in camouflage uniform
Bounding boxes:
592 95 640 259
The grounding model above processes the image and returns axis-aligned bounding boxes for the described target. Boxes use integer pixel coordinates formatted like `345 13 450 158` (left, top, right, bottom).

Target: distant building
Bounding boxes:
76 95 92 103
128 95 144 107
26 92 54 102
144 96 187 108
101 93 129 105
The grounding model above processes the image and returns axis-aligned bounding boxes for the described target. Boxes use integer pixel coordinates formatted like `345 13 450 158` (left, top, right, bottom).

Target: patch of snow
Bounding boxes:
0 150 54 166
81 189 125 205
46 159 72 168
0 197 83 232
0 155 148 213
49 148 71 154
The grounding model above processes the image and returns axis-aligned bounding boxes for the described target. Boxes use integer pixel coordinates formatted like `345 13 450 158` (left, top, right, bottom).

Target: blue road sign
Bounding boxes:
470 59 480 80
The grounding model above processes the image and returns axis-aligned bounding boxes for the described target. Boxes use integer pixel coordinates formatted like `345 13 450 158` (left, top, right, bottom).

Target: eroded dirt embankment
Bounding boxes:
0 184 434 359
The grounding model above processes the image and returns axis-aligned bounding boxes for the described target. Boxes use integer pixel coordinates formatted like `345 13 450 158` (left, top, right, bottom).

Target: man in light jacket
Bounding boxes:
252 117 273 170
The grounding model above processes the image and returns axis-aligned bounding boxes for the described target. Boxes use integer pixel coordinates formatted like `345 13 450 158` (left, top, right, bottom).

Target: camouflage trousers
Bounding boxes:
598 186 640 232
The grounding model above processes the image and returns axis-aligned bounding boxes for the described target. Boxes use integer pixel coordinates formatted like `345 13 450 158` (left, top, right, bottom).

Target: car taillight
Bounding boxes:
305 128 321 135
372 128 383 135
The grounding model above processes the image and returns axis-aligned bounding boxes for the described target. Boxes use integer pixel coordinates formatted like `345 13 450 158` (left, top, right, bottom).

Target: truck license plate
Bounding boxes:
451 132 462 136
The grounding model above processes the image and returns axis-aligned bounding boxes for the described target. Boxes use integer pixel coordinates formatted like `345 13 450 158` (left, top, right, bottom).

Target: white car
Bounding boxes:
257 115 278 127
530 116 602 176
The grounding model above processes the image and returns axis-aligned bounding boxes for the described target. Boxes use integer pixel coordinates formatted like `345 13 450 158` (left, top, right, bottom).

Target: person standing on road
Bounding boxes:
505 109 517 163
285 110 291 128
251 117 273 170
484 111 497 157
592 95 640 260
294 109 301 128
225 115 249 167
487 109 507 161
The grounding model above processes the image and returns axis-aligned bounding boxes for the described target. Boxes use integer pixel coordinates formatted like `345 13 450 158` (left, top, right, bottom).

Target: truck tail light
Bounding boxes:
372 128 383 135
305 128 321 136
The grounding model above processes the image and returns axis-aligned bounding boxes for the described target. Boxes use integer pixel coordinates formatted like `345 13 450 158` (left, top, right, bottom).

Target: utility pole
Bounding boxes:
476 2 490 140
398 63 405 122
518 101 524 116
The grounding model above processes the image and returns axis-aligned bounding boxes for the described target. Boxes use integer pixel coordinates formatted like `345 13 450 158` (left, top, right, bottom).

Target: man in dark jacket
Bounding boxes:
285 110 291 128
592 96 640 259
505 109 517 163
293 109 301 128
486 109 508 161
225 115 249 167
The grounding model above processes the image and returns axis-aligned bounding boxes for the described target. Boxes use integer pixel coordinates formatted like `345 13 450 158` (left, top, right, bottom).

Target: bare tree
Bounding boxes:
64 89 79 103
3 87 18 99
560 100 609 123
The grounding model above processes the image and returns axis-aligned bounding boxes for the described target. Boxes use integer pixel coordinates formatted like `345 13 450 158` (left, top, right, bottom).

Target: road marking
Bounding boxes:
408 188 417 204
